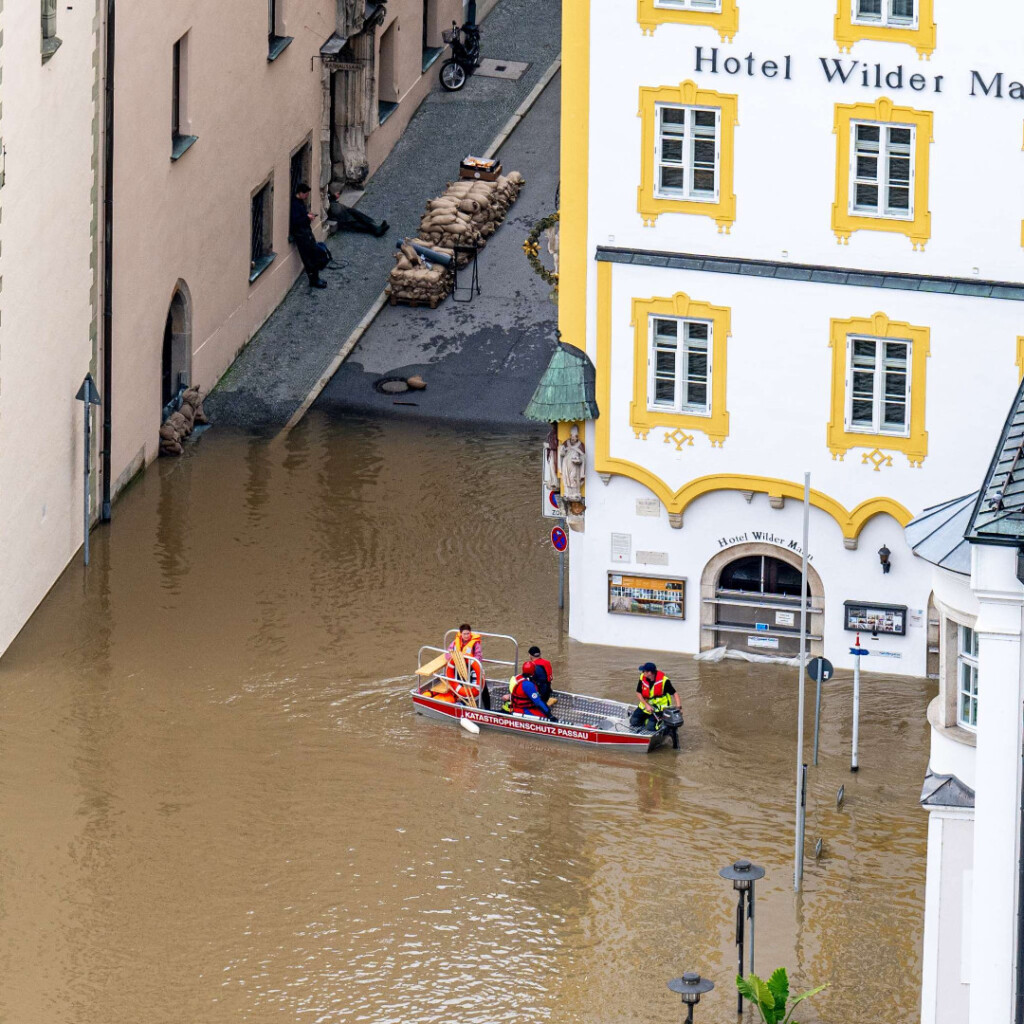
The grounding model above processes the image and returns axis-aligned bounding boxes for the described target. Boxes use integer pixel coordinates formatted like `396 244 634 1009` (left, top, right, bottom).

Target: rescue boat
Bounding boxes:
411 630 681 752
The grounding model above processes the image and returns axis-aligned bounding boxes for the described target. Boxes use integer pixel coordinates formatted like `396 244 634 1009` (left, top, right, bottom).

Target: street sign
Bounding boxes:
550 526 567 552
75 373 102 567
806 657 834 682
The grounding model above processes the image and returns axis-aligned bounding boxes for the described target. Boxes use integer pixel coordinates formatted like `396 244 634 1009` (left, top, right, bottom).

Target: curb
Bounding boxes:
278 54 562 438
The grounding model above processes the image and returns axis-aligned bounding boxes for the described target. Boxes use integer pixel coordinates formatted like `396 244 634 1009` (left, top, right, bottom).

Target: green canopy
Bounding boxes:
523 343 600 423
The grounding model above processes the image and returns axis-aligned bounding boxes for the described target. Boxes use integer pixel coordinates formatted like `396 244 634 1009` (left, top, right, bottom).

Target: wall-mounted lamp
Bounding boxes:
878 544 891 574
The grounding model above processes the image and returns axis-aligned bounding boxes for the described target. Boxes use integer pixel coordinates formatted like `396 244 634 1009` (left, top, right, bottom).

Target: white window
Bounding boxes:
654 104 720 203
957 625 978 730
854 0 917 28
845 335 911 436
851 121 914 219
654 0 721 9
649 316 711 415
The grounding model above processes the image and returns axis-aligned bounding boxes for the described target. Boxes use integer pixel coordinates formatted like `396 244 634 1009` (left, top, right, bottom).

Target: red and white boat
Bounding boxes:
411 630 680 752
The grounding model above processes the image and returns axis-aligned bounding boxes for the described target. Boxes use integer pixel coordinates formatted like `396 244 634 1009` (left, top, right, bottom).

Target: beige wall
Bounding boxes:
0 1 100 656
366 0 462 176
110 0 337 490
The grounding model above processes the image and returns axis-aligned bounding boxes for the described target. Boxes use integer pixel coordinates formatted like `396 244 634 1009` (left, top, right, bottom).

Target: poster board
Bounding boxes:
843 600 907 636
608 572 685 620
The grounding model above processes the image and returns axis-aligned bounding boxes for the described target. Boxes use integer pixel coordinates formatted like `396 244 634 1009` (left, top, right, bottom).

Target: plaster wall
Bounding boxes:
109 0 336 489
587 1 1024 282
0 1 99 655
570 469 934 674
920 811 973 1024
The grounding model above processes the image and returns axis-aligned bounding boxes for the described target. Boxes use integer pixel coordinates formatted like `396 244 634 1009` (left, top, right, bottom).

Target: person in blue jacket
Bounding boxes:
508 661 556 720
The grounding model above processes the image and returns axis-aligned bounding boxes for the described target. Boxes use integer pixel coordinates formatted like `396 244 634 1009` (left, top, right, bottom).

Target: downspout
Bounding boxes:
1016 599 1024 1024
100 0 114 519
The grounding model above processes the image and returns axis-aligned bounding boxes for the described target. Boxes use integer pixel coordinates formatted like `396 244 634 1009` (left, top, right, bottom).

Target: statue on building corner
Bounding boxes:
558 424 586 505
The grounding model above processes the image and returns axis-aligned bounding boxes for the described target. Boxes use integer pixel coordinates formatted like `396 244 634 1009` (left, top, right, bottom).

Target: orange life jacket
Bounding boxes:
510 675 546 717
638 671 672 711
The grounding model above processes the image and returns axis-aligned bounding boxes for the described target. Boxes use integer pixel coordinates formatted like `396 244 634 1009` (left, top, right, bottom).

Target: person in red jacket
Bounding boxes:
508 661 556 720
527 645 553 702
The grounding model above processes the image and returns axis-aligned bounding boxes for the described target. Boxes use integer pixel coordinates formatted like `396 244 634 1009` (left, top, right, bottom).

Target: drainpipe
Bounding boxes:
1016 685 1024 1024
100 0 114 520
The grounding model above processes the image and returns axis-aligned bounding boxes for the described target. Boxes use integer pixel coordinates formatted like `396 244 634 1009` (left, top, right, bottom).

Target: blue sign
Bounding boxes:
551 526 568 552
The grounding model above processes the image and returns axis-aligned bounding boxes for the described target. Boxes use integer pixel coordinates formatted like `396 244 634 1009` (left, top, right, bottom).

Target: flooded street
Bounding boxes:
0 414 932 1024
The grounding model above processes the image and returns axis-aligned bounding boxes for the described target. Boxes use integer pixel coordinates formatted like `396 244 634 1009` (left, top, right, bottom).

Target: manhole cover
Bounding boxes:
374 377 410 394
475 58 530 80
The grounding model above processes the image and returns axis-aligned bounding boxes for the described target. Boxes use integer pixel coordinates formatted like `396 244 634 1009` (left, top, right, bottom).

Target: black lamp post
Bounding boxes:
720 858 766 1014
668 971 715 1024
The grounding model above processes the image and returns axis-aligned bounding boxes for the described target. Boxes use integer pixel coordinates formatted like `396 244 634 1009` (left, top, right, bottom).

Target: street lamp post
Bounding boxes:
719 858 766 1015
668 972 715 1024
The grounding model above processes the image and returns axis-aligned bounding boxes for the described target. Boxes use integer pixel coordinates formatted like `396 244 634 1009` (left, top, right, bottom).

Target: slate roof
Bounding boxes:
904 494 976 576
966 375 1024 546
523 342 600 423
920 769 975 810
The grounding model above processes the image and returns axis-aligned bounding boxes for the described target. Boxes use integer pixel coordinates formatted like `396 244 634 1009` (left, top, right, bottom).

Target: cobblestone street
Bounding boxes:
206 0 561 432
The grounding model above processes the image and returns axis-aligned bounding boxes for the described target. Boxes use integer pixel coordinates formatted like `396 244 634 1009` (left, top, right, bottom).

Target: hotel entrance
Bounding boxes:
700 547 824 657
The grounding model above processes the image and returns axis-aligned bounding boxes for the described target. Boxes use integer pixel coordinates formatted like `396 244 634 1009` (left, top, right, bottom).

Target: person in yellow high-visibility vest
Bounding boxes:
630 662 680 731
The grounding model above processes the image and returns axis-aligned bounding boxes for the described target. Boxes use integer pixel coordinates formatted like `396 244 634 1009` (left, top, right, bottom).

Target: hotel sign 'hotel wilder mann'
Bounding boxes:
694 47 1023 100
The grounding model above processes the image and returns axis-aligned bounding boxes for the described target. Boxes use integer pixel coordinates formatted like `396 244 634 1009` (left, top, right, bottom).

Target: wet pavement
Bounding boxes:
0 416 932 1024
313 72 560 428
206 0 562 433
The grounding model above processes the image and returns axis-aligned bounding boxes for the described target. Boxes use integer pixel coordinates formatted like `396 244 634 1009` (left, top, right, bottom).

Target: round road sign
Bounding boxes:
551 526 568 552
548 490 560 511
806 657 834 682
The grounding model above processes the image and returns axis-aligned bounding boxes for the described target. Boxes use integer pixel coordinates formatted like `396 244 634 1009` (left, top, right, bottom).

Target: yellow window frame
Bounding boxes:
832 97 933 251
834 0 936 58
638 0 739 39
638 81 738 232
630 292 730 446
827 312 929 467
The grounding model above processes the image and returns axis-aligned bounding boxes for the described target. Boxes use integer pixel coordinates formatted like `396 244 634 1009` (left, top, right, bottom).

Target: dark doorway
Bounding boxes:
161 284 192 416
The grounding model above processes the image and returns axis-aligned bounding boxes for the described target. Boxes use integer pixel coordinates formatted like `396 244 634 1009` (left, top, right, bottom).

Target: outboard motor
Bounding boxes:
658 706 684 750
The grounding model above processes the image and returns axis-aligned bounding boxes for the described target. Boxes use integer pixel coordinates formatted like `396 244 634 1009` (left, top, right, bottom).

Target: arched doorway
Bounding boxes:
161 282 192 413
700 545 825 657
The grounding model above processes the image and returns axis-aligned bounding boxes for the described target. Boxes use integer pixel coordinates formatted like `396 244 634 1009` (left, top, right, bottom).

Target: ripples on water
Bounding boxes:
0 414 933 1023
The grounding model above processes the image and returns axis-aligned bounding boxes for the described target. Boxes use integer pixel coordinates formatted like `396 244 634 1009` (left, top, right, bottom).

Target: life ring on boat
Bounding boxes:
445 658 484 701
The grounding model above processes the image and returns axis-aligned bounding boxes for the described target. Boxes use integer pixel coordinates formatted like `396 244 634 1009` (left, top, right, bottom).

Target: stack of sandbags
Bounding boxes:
387 238 454 308
417 172 525 264
159 386 209 456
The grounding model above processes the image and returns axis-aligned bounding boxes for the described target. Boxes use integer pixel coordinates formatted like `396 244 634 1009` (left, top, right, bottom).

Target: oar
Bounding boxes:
450 646 478 709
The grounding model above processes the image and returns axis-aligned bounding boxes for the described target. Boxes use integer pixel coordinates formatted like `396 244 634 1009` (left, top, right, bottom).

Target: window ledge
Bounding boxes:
378 100 399 126
267 35 293 62
249 252 277 283
422 45 444 72
41 36 63 63
926 695 977 747
171 134 199 161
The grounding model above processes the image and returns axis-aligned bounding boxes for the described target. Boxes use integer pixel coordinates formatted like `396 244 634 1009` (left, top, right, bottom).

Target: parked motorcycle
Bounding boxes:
439 21 481 92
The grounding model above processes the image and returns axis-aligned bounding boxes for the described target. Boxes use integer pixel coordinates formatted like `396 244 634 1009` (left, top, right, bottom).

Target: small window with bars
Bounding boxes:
851 121 914 219
649 316 711 415
854 0 916 28
654 104 719 203
957 624 978 730
845 335 911 436
250 179 276 281
290 142 311 199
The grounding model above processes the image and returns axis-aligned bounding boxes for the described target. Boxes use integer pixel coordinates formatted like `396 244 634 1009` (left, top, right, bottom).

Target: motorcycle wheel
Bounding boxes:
440 60 467 91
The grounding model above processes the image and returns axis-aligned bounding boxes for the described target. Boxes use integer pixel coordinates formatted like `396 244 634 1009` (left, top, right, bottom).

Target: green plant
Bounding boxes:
735 968 826 1024
522 210 559 294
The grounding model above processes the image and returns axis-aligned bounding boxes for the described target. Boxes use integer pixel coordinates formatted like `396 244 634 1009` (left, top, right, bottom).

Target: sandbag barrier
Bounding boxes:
159 386 209 456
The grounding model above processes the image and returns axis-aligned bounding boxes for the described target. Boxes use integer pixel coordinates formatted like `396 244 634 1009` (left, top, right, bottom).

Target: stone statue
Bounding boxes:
543 423 560 488
558 424 586 501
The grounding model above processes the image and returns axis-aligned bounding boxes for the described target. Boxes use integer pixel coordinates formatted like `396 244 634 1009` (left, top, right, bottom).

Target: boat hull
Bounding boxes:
411 689 669 752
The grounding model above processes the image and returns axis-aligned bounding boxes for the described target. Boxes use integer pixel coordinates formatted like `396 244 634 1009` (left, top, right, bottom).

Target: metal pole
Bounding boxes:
749 883 756 978
82 377 91 566
558 519 565 610
812 662 823 766
736 892 745 1015
852 645 861 773
794 472 810 890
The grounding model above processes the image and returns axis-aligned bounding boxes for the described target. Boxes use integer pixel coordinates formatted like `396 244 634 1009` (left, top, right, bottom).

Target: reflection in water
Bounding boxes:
0 413 932 1023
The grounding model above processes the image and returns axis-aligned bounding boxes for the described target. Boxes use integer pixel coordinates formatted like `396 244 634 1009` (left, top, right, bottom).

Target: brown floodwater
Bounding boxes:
0 413 933 1024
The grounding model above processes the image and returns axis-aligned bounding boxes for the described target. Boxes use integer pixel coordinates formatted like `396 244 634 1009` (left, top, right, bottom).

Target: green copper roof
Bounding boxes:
523 343 600 423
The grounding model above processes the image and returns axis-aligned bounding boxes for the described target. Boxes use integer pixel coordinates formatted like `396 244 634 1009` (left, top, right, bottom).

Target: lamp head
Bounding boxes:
878 544 891 573
719 857 766 890
668 972 715 1005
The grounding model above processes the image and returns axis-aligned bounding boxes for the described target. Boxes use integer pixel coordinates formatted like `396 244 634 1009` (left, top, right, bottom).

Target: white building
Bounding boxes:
908 381 1024 1024
0 1 101 655
557 0 1024 676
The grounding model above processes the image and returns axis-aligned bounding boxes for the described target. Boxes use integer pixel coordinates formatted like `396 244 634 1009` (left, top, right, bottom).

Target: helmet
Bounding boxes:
522 660 536 674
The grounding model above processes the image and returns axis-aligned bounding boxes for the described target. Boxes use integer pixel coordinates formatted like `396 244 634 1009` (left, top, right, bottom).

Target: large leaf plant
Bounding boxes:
735 967 826 1024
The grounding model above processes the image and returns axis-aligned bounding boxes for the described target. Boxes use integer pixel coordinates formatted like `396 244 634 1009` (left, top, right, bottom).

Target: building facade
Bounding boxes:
908 381 1024 1024
0 1 101 655
559 0 1024 676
